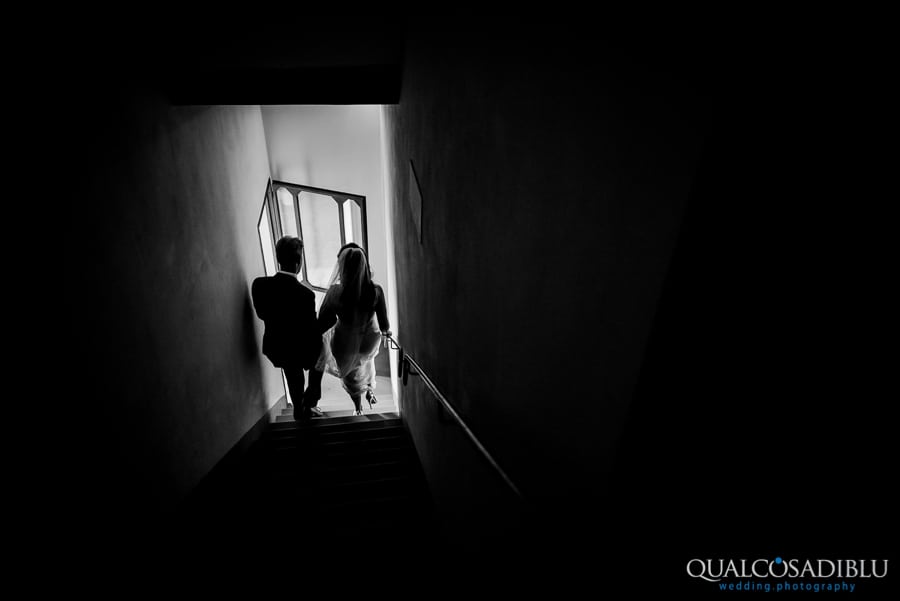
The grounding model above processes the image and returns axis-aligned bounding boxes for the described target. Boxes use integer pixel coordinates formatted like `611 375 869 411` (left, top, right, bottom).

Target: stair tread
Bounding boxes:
275 409 399 419
315 459 412 474
258 455 415 478
261 461 414 481
269 435 409 451
282 404 396 415
264 448 411 460
201 407 436 541
266 430 406 448
316 473 412 489
266 417 403 434
327 493 417 508
270 413 400 429
263 426 405 443
266 458 412 474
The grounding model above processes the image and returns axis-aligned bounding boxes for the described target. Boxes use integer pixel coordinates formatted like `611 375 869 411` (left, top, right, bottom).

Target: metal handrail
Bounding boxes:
382 333 524 500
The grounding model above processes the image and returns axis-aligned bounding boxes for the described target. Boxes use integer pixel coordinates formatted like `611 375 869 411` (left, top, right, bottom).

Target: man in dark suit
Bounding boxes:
251 236 324 420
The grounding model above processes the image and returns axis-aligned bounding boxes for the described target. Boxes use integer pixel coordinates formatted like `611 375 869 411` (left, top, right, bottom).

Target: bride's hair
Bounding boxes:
337 242 374 279
335 247 376 311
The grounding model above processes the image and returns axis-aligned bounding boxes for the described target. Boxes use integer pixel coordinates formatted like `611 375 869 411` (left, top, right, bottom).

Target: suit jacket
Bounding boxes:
251 273 321 369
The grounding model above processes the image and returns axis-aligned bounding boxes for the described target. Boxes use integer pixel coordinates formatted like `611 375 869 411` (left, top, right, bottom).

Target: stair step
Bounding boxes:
275 410 396 422
211 403 437 546
316 460 414 482
328 522 403 535
258 443 413 469
263 422 405 442
260 456 414 481
261 431 407 451
326 493 419 512
268 419 402 438
286 475 416 503
269 413 399 430
280 519 421 545
281 403 396 416
321 519 426 539
314 445 415 466
318 473 413 492
270 433 408 453
279 411 397 421
266 457 414 478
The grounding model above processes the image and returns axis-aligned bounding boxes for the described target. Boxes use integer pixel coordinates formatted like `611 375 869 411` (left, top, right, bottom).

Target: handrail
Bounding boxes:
382 334 524 500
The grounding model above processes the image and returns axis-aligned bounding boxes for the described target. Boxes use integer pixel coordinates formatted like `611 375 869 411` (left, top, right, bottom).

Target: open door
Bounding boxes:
258 179 392 410
269 180 368 312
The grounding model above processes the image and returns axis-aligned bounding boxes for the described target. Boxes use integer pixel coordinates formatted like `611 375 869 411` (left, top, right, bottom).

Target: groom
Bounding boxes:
251 236 324 420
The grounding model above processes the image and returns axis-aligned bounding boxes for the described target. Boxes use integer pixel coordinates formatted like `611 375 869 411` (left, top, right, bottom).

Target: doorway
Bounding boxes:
257 179 395 415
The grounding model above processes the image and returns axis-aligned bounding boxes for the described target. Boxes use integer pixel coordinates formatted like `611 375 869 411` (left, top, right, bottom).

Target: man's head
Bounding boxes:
275 236 304 273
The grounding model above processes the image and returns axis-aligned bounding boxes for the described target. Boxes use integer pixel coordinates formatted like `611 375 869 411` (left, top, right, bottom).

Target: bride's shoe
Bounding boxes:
353 396 363 416
366 390 377 410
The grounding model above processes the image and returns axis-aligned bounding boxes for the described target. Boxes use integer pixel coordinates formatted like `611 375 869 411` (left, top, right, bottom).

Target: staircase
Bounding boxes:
177 409 440 571
252 411 434 539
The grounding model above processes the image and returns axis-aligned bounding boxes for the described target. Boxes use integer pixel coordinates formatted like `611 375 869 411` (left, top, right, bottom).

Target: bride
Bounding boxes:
316 244 391 415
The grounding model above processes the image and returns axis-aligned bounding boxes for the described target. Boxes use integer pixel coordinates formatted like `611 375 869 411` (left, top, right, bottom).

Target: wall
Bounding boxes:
605 42 899 581
260 105 392 375
383 31 709 550
64 87 277 538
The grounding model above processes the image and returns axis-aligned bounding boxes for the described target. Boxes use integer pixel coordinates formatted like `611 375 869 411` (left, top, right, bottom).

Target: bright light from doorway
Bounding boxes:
343 200 355 243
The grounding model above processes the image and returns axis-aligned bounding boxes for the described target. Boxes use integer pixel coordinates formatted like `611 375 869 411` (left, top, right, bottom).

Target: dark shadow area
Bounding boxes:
164 65 404 105
381 20 896 596
602 39 897 596
166 414 451 595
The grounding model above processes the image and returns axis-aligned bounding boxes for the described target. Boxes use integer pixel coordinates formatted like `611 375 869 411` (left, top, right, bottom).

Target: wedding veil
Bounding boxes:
325 247 374 312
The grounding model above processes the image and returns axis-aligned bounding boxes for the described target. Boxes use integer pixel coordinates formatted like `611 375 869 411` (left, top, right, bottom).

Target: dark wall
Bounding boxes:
385 24 895 592
384 28 709 547
608 41 898 590
59 82 275 547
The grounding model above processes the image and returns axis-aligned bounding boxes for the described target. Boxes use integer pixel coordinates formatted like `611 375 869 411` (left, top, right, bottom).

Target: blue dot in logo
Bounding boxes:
775 557 783 564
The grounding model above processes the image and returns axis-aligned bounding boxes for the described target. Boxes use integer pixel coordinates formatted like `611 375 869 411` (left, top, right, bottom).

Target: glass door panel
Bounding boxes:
298 191 342 289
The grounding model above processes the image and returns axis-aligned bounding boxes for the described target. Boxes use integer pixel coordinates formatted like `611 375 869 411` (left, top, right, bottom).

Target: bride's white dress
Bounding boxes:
315 285 385 399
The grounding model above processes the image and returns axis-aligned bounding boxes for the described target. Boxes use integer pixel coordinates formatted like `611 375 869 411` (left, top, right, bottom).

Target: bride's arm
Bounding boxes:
375 285 390 334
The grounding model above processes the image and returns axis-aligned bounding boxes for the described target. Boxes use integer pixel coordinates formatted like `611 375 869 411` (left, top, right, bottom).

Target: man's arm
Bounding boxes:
317 290 338 335
302 286 318 333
